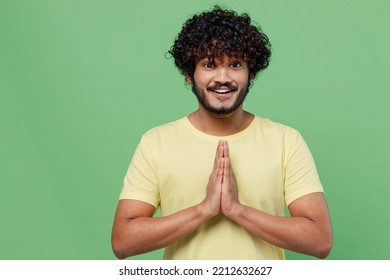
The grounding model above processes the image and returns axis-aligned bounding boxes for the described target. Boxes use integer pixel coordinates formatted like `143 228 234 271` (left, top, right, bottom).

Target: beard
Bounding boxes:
191 80 250 115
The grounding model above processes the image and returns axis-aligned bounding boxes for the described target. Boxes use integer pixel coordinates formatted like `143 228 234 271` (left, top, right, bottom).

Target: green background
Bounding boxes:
1 0 389 260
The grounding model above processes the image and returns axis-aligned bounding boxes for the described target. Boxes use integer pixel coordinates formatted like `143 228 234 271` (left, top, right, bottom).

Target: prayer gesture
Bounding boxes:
202 140 239 218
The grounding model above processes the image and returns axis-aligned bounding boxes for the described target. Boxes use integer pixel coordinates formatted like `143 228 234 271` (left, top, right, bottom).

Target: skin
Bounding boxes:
111 55 333 259
187 56 254 136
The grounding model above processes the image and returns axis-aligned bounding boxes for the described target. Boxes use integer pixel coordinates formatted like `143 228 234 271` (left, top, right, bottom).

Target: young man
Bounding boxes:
112 6 332 260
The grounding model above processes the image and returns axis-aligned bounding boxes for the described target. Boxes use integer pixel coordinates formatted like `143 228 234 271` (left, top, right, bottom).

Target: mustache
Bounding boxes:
207 83 238 92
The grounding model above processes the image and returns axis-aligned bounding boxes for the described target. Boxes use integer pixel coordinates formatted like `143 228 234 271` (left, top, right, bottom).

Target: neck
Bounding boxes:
188 106 254 136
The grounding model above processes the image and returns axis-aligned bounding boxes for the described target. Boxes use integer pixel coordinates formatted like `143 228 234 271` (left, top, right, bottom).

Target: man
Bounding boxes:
111 6 332 260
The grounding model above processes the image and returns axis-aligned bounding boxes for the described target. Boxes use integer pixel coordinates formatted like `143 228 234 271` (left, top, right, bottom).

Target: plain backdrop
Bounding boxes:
1 0 389 260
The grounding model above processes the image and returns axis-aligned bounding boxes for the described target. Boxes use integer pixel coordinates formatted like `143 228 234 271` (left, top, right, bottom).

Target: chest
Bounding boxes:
156 137 286 215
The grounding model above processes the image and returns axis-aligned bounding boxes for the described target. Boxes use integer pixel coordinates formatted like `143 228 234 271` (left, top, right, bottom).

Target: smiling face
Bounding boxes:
188 55 251 115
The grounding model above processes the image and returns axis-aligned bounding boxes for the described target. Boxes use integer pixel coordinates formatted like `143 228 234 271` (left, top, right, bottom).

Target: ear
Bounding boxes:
249 73 254 83
185 75 193 84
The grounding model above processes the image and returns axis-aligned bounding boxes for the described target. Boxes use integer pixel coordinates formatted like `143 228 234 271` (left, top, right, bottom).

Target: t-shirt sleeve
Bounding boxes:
119 133 160 209
283 129 324 206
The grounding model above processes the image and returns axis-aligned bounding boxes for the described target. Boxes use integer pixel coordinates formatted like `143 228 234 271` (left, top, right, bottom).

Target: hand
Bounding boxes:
220 141 240 217
201 140 224 217
201 140 240 218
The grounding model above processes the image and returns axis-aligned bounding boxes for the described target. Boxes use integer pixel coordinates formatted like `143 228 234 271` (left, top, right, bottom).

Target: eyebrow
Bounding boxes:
198 56 245 63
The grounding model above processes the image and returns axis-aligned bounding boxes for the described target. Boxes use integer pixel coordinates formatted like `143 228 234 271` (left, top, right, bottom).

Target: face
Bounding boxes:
188 55 251 115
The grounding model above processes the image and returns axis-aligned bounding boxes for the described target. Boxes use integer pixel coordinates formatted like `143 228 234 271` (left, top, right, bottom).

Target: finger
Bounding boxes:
223 153 237 185
212 140 223 173
210 141 225 185
218 140 225 159
217 156 224 184
223 157 231 185
223 140 229 159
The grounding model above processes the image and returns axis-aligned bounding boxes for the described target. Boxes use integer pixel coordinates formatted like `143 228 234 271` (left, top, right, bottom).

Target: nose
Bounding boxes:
214 67 232 84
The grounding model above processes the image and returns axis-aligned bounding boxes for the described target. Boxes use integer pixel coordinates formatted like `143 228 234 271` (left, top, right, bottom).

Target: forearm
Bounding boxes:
112 203 212 259
226 204 332 258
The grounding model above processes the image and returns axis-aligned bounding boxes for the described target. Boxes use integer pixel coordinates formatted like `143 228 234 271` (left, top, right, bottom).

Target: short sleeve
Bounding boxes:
283 129 324 206
119 133 160 209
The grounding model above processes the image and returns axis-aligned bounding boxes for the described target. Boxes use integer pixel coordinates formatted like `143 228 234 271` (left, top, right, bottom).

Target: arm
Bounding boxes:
111 142 226 259
224 193 333 259
111 199 211 259
220 141 333 259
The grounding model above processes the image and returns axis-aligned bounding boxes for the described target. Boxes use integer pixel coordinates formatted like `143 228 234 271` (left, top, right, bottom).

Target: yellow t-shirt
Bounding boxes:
120 116 324 259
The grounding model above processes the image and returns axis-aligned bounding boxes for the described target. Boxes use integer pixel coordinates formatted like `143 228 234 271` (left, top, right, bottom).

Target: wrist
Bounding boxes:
197 201 218 220
223 202 243 221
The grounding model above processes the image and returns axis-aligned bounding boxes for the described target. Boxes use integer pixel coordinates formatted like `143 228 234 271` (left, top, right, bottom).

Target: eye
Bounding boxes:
231 62 242 68
203 62 214 68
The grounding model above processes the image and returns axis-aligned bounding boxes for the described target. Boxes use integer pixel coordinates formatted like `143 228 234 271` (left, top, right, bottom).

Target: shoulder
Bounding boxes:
253 115 300 139
137 117 188 150
142 117 186 139
253 117 316 164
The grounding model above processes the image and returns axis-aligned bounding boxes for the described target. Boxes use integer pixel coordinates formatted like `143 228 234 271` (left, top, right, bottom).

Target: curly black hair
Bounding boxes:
169 6 272 79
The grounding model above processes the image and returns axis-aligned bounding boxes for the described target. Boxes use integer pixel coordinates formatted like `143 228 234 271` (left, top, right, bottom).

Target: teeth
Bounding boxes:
214 89 230 94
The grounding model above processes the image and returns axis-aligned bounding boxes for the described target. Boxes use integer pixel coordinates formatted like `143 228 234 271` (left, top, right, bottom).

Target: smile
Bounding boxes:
207 83 238 95
210 89 236 101
213 89 232 94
